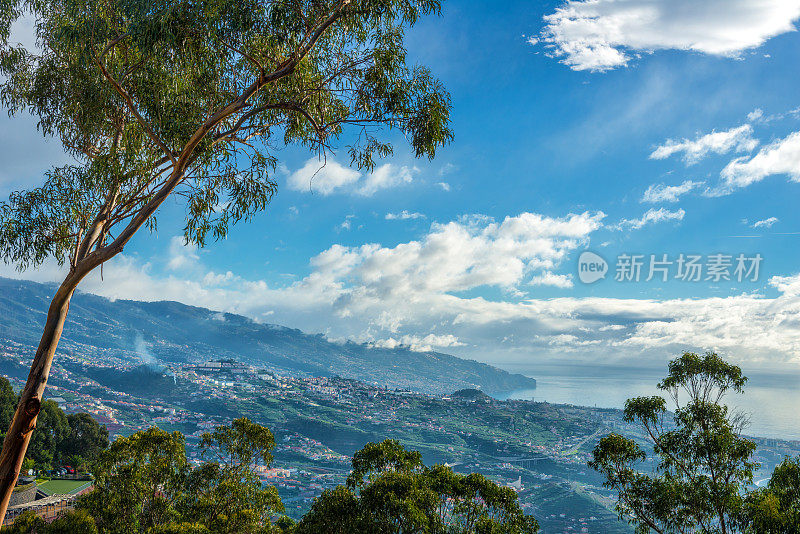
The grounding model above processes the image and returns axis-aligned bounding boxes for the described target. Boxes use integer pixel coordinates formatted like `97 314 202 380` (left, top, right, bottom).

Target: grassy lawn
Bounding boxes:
37 479 90 495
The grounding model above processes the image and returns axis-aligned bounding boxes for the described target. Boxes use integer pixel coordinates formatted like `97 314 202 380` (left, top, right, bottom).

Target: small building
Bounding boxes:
3 476 93 526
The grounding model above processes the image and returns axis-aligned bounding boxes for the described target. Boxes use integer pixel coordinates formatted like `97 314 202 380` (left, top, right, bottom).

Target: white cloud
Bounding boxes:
529 271 574 289
386 210 426 221
747 108 764 122
437 182 451 192
537 0 800 72
287 158 360 195
719 131 800 192
641 180 702 203
308 211 604 299
166 236 199 271
2 210 604 343
357 164 416 196
370 333 465 352
438 163 457 176
742 106 800 125
337 215 356 232
650 124 758 165
8 213 800 369
614 207 685 230
752 216 779 229
287 159 416 197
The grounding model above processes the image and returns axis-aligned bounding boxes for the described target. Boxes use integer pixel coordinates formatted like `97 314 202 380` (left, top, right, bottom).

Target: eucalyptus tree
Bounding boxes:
0 0 452 519
180 418 282 533
298 439 539 533
80 427 189 533
80 419 284 533
589 352 757 534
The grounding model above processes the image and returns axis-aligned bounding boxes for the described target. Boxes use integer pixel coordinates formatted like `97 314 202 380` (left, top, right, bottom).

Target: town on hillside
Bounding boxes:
2 339 797 533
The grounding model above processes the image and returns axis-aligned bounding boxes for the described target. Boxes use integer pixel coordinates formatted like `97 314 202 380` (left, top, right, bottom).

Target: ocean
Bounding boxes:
497 368 800 441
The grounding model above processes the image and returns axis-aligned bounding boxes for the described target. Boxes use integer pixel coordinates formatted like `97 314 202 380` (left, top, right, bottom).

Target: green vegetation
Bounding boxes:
1 420 538 533
0 377 108 471
450 389 493 401
743 456 800 533
2 509 98 534
590 352 800 533
298 440 538 533
79 420 283 534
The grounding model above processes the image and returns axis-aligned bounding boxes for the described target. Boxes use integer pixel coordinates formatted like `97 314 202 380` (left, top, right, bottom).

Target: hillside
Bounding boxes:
0 277 535 394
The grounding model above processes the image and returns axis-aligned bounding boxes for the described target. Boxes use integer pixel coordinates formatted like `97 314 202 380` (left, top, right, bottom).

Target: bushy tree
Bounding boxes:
298 439 539 533
1 510 46 534
60 413 110 469
0 0 452 517
47 509 99 534
0 380 15 432
0 376 106 471
589 352 757 533
741 456 800 533
76 419 287 533
25 400 68 470
79 427 189 533
178 418 282 534
1 509 97 533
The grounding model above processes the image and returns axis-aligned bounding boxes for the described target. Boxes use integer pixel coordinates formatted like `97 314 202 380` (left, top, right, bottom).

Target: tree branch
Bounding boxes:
92 54 177 166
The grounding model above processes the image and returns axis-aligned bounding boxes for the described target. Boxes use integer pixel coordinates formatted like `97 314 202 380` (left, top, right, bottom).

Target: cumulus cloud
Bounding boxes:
370 334 465 352
166 237 200 271
536 0 800 72
614 207 685 230
308 211 605 299
358 164 416 196
287 158 360 195
386 210 426 220
650 124 759 165
529 271 574 289
752 216 779 229
287 158 416 196
7 215 800 368
748 108 764 122
641 180 703 203
718 131 800 192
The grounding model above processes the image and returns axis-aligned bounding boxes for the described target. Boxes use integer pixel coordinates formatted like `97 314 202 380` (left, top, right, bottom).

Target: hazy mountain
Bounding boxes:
0 277 535 394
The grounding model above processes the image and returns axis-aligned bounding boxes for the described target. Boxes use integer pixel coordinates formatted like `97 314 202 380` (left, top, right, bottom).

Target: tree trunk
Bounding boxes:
0 279 76 523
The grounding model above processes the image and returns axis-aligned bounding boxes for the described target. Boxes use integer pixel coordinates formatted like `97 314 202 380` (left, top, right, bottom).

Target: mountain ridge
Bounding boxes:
0 277 535 394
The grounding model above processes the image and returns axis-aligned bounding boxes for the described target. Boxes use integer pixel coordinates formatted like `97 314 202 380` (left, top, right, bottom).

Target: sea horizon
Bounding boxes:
497 365 800 442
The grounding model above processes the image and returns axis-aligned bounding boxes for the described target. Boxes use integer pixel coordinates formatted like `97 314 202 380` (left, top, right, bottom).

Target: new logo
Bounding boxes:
578 251 607 284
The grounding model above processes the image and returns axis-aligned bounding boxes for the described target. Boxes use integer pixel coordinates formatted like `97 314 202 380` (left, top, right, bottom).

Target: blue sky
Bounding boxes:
4 0 800 372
